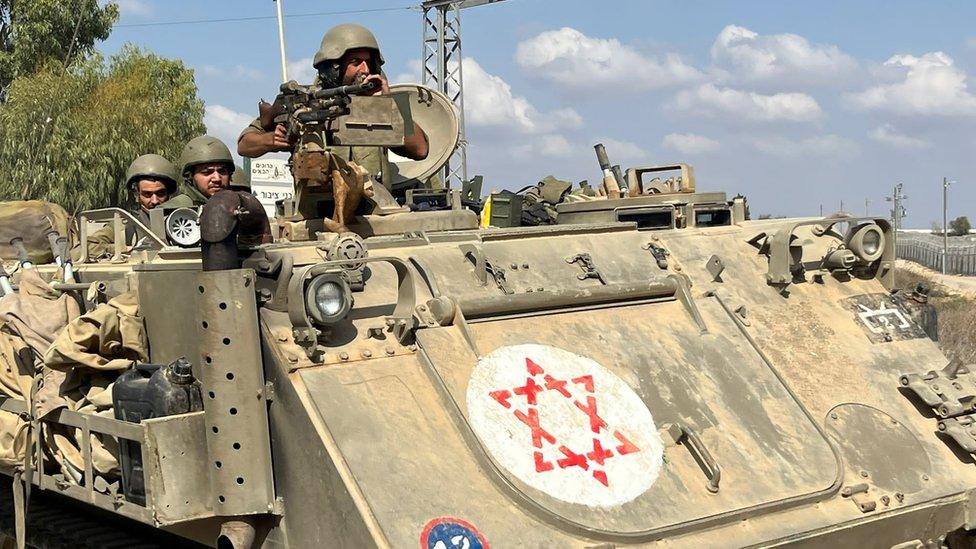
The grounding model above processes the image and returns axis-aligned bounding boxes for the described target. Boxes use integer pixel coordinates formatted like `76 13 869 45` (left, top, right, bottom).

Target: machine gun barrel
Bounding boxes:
311 80 377 100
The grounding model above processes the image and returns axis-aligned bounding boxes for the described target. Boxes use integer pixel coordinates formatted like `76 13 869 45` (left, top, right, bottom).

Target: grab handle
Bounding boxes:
665 422 722 493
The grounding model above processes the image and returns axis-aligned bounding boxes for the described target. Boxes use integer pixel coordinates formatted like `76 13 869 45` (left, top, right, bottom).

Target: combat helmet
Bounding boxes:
125 154 179 194
313 23 384 80
178 135 235 178
230 163 251 190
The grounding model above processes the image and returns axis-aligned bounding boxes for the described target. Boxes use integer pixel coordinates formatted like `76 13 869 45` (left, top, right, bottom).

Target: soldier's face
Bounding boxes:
136 179 169 210
192 163 232 198
341 48 374 85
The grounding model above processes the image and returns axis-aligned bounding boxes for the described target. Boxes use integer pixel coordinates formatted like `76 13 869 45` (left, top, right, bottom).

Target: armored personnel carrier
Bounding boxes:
0 83 973 549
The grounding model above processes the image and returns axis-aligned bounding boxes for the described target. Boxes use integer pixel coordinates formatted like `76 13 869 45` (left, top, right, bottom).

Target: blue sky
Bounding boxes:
101 0 976 227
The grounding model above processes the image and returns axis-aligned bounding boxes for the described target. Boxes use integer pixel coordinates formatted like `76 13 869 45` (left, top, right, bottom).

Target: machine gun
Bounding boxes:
257 79 410 232
258 79 380 142
258 78 412 150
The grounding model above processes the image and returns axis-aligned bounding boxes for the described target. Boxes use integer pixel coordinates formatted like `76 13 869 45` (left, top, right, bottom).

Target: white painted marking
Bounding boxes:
857 303 910 333
466 343 663 507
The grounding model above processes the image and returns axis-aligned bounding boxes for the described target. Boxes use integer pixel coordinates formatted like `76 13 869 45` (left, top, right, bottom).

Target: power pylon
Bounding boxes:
421 0 506 187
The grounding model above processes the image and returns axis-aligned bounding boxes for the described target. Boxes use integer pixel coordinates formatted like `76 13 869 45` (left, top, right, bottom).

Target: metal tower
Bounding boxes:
421 0 505 188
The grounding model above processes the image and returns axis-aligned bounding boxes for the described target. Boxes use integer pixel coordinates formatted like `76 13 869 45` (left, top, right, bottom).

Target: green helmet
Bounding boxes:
312 23 385 70
230 163 251 190
178 135 235 178
125 154 179 193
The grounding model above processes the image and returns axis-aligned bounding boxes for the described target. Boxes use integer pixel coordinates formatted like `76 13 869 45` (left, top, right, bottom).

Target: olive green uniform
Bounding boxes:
238 118 388 184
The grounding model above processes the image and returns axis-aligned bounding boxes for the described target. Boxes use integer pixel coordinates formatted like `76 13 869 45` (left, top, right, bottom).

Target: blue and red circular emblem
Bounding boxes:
420 517 489 549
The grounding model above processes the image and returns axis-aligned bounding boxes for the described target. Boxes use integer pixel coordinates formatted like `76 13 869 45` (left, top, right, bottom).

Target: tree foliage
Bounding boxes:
949 216 972 237
0 46 205 213
0 0 118 95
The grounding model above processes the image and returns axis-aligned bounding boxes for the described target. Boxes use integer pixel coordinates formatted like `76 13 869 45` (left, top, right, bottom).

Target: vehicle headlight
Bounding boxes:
304 273 352 325
846 223 886 263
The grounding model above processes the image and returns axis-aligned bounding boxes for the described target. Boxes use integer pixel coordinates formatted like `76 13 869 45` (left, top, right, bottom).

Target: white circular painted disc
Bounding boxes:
467 343 663 507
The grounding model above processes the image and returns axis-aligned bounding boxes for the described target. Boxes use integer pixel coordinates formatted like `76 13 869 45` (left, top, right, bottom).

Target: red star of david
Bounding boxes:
487 356 641 488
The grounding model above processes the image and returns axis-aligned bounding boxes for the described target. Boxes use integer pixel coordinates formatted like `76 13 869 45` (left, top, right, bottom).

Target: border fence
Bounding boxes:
897 233 976 275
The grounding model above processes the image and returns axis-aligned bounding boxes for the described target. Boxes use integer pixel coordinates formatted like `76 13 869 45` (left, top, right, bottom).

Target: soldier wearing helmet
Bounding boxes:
237 23 429 184
125 154 186 211
125 154 191 212
82 154 190 257
179 135 235 206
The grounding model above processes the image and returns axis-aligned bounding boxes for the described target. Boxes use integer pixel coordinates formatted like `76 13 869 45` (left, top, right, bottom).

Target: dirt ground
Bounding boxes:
897 259 976 296
896 261 976 364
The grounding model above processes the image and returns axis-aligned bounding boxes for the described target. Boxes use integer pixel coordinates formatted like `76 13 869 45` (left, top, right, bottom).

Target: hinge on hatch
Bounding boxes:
460 244 514 295
641 242 670 269
566 253 606 285
841 483 877 513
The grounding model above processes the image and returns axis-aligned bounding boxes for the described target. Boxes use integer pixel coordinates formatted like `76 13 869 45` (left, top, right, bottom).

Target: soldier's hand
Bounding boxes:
267 124 292 151
364 74 390 96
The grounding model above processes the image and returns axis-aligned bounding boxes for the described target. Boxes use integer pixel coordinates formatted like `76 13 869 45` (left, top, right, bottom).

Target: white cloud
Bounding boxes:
751 134 858 157
869 124 931 149
515 27 700 90
512 134 575 159
393 59 423 85
105 0 152 17
669 83 822 122
710 25 857 85
204 104 253 156
463 57 582 133
846 52 976 115
285 57 317 84
662 133 720 154
201 64 263 81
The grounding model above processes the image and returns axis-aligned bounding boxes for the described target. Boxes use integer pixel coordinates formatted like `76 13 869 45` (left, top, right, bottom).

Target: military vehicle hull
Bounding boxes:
2 205 973 548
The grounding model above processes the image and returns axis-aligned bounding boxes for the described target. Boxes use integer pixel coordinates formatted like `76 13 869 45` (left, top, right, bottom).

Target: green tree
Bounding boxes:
949 216 972 237
0 0 118 95
0 46 205 213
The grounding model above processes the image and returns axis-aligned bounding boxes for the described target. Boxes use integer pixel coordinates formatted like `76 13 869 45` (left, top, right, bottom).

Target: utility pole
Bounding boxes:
421 0 506 188
885 183 907 231
943 177 951 275
864 198 870 217
885 182 907 253
273 0 288 82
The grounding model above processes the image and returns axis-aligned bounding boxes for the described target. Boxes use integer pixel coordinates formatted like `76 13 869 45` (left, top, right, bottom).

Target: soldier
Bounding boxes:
82 154 189 257
179 135 235 206
127 154 188 214
237 23 429 183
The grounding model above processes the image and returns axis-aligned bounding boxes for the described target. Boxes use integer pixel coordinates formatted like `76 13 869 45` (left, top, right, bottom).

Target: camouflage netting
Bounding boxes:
0 201 72 264
0 269 81 467
42 290 148 480
0 269 147 483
